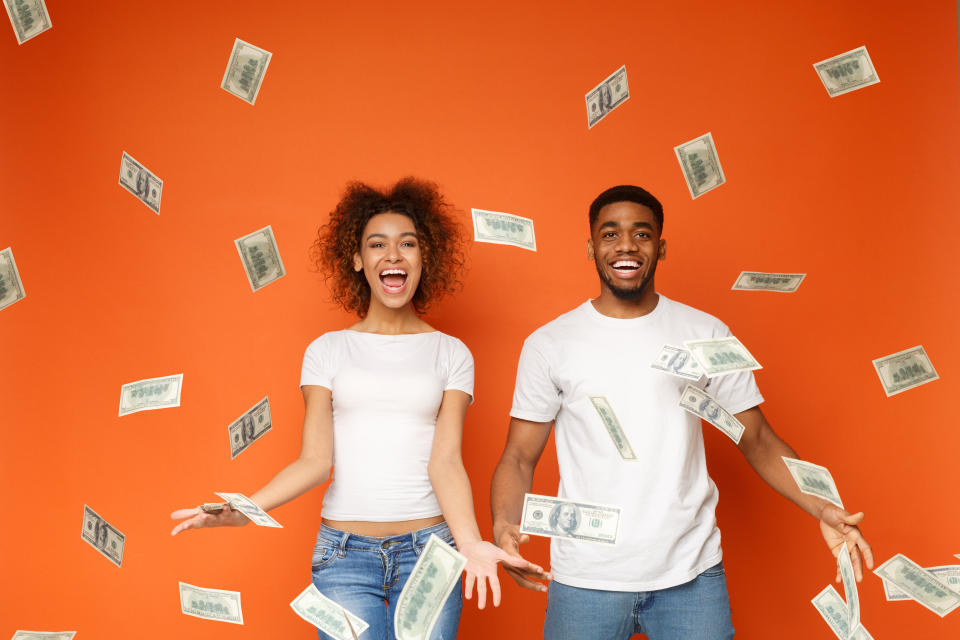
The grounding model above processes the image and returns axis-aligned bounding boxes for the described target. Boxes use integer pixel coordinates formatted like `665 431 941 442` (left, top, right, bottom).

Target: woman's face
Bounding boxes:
354 212 423 311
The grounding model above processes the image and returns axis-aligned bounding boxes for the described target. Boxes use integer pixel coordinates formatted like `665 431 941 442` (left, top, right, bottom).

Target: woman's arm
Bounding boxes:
170 385 334 534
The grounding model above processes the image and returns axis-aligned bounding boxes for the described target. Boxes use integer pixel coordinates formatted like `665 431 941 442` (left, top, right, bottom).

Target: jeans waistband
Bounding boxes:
316 520 451 551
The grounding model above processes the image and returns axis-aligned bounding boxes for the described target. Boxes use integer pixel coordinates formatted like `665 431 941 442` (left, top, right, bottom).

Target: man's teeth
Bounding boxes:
612 260 640 269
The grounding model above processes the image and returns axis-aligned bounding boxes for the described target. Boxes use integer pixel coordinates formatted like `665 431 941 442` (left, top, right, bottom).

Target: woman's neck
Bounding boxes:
349 300 434 334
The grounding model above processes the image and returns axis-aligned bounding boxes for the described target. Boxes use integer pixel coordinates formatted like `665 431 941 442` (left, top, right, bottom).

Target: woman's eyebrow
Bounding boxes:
364 231 418 241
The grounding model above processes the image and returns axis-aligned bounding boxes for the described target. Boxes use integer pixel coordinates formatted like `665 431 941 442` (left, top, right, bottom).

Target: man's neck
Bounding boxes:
591 286 660 319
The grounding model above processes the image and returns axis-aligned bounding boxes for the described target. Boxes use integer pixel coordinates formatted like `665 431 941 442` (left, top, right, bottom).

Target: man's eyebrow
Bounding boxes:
598 220 654 230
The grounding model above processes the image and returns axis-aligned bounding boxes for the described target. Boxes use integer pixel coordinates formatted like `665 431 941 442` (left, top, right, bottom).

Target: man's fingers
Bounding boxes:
503 565 549 592
518 533 530 545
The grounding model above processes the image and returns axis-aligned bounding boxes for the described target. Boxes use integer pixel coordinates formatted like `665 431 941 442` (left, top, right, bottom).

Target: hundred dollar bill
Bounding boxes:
814 46 880 98
395 534 467 640
883 565 960 601
12 632 76 640
118 373 183 416
874 553 960 617
179 581 243 624
3 0 51 45
221 38 271 105
118 152 163 214
214 492 282 527
678 384 745 444
731 271 806 293
872 345 938 397
838 543 860 633
0 247 26 311
781 456 843 508
81 504 125 567
674 132 725 199
519 493 620 545
471 209 536 251
955 554 960 560
585 65 629 128
650 344 702 380
588 395 636 460
811 585 873 640
229 396 272 458
684 336 761 378
235 225 285 291
290 584 369 640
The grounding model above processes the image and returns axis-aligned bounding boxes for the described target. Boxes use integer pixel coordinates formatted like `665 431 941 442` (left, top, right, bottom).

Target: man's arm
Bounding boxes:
490 417 554 592
735 406 874 581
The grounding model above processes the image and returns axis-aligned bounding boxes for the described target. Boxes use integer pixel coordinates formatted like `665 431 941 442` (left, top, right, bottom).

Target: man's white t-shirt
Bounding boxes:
511 296 763 592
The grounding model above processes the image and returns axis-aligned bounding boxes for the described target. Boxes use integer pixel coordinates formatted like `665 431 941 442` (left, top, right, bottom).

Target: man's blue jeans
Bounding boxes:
544 561 735 639
310 521 462 640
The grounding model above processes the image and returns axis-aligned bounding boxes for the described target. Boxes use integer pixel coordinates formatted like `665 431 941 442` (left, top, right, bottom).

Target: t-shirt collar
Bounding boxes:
580 294 668 327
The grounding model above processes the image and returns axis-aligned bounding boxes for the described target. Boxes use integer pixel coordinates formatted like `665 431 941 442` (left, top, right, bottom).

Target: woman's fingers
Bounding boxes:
475 574 487 610
489 575 502 608
170 507 201 519
463 572 476 601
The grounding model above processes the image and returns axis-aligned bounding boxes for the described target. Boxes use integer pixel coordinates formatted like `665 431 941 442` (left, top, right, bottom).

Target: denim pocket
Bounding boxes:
700 561 725 578
312 541 339 570
415 527 456 556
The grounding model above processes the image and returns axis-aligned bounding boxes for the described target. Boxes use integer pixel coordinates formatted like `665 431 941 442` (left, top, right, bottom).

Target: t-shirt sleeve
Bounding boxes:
510 334 561 423
300 337 334 389
704 324 764 414
445 338 475 401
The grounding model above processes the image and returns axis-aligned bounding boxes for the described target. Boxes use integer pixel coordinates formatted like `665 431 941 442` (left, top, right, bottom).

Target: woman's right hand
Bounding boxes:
170 503 250 536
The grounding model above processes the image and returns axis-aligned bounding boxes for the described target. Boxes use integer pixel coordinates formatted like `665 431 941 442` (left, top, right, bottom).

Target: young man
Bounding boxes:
490 185 873 639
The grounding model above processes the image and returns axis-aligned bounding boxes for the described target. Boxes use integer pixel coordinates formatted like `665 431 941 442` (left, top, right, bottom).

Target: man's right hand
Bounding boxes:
493 521 552 592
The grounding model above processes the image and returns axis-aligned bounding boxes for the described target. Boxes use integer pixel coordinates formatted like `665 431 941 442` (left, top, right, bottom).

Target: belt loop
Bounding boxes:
337 531 350 557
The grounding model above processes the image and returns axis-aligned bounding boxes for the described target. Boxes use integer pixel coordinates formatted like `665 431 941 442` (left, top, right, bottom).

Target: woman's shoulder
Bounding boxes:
304 329 351 352
432 331 473 360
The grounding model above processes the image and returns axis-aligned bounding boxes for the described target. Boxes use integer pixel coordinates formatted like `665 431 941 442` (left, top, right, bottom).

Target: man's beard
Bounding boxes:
595 257 657 301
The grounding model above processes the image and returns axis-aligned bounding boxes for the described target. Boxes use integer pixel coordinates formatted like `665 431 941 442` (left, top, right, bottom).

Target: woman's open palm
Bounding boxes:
459 540 545 609
170 504 249 536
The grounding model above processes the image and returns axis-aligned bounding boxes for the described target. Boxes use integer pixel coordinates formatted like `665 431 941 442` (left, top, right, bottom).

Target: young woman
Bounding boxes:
170 177 542 639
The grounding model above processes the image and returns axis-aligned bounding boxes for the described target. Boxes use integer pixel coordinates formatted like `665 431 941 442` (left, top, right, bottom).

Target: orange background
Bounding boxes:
2 1 958 638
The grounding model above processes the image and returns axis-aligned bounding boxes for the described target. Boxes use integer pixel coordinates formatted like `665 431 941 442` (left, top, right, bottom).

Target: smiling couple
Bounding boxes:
170 179 872 640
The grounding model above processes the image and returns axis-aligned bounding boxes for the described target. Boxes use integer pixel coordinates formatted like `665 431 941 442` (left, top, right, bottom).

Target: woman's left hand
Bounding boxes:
458 539 546 609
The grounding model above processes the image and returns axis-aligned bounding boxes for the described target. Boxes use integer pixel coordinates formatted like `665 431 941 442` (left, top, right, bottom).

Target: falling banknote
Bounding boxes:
731 271 806 293
684 336 761 378
585 65 629 128
81 505 125 568
235 225 285 291
3 0 51 45
872 345 938 397
179 582 244 624
811 585 874 640
118 373 183 416
395 534 467 640
229 396 272 459
838 543 860 634
118 152 163 214
290 584 368 640
471 209 536 251
11 633 76 640
0 247 26 311
520 493 620 545
588 395 636 460
221 38 272 105
883 565 960 601
214 492 282 527
674 132 725 199
781 457 843 509
650 344 703 380
874 554 960 617
678 384 745 444
813 46 880 98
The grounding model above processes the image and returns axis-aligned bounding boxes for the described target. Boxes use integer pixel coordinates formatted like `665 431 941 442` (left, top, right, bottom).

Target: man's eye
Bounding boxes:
603 232 617 239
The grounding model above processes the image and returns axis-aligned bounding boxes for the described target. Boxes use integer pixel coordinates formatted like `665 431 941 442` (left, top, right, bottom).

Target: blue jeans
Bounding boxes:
544 561 735 640
310 521 462 640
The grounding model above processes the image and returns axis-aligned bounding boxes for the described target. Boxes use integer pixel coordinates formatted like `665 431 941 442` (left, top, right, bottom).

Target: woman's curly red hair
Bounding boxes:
312 177 465 317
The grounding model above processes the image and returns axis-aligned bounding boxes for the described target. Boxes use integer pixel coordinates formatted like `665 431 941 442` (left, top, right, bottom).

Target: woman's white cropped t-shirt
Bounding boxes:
300 330 474 521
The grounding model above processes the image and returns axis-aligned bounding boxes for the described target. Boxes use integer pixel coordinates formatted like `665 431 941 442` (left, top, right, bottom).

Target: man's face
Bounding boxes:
587 201 665 301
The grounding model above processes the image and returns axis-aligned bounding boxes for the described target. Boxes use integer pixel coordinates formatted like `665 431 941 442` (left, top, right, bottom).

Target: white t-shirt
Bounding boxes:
511 296 763 592
300 330 474 521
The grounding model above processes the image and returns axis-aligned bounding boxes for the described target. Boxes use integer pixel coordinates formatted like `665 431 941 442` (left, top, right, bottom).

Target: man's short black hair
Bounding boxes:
588 185 664 233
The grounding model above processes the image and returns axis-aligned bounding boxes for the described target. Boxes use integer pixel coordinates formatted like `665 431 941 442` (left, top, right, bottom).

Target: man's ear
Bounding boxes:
586 238 595 260
658 238 667 261
353 252 362 272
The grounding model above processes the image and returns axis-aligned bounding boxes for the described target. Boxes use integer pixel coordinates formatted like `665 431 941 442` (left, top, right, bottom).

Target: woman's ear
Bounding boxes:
353 252 362 272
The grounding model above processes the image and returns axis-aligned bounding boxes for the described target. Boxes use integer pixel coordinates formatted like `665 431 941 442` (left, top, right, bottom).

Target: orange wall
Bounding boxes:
2 1 958 638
